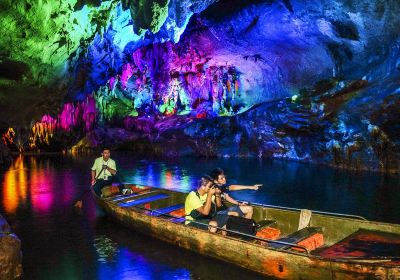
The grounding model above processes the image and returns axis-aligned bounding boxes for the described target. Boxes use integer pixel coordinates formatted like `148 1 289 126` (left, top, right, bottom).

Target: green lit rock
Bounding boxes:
129 0 169 35
0 0 117 85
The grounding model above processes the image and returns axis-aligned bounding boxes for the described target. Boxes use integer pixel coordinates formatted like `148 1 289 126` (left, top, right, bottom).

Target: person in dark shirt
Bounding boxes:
210 168 260 219
211 167 262 191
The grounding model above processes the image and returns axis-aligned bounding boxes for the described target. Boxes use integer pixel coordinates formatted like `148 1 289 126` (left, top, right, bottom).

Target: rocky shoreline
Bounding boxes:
0 214 22 280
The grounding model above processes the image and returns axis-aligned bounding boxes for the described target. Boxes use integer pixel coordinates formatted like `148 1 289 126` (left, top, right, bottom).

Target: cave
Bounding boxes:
1 0 399 172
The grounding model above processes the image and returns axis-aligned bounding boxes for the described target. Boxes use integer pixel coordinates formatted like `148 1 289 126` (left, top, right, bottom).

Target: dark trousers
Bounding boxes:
93 175 124 196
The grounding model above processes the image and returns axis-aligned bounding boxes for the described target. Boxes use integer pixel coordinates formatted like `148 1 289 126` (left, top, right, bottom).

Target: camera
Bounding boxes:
102 164 108 170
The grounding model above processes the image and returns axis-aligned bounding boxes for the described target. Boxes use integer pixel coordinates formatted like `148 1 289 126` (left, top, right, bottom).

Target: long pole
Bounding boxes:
74 167 105 208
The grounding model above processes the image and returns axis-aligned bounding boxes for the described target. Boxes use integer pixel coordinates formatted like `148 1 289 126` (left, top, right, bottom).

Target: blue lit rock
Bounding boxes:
2 0 400 172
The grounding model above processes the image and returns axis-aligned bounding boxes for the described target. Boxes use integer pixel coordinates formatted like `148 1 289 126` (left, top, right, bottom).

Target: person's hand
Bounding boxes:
252 184 262 190
74 200 83 209
209 187 216 195
91 178 96 186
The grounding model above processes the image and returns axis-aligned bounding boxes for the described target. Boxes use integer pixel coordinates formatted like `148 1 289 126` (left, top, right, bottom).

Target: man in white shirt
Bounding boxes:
91 147 127 196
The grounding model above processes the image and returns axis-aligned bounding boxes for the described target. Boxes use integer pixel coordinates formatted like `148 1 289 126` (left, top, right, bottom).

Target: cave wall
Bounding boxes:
1 0 399 172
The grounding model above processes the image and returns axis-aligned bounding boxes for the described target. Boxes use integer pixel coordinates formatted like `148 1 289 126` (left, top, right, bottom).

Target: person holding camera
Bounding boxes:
91 147 128 196
185 176 229 233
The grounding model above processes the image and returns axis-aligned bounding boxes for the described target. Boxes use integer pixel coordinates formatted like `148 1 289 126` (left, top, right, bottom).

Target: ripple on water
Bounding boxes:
94 235 120 263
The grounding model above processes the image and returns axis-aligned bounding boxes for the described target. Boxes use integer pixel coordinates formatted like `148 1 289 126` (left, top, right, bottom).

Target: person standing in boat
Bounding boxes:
210 168 258 219
185 176 229 233
91 147 128 196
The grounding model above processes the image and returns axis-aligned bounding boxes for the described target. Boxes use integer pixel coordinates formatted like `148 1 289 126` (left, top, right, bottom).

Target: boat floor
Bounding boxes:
317 229 400 263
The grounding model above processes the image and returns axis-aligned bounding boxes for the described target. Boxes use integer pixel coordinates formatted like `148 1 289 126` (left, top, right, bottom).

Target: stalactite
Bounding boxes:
27 96 97 150
92 41 244 121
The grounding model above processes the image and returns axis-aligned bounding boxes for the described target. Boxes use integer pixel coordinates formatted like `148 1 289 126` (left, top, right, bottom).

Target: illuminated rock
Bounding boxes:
0 214 22 280
1 0 400 171
0 123 12 168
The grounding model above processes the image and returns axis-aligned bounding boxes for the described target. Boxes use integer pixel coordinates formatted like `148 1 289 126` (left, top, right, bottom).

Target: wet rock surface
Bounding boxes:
0 214 22 280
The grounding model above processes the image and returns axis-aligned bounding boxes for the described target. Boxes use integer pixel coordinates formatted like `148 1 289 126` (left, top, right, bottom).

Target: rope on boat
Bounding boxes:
132 204 310 254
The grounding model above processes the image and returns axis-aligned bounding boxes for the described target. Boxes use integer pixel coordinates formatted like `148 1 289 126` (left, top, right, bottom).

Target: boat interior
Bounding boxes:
101 184 400 262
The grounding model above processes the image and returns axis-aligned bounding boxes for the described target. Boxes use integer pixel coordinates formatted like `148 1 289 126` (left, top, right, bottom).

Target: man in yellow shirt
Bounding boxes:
185 176 228 233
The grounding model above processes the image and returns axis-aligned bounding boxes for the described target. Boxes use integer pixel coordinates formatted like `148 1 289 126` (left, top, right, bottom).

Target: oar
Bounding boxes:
74 167 105 208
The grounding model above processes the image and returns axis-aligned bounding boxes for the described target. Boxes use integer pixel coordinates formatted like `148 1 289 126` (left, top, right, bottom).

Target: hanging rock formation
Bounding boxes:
1 0 400 172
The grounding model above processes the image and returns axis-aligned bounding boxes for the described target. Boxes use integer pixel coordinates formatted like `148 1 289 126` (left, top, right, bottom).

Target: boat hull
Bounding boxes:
95 192 400 280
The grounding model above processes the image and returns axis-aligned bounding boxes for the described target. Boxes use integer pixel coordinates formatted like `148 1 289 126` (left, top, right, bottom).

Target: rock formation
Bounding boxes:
0 214 22 280
1 0 399 171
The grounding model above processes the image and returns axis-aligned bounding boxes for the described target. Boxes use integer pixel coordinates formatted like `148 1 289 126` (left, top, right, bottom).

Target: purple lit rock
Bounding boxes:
2 0 400 172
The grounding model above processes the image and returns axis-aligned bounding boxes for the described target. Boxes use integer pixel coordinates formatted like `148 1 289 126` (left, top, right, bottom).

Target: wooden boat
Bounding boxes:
95 184 400 279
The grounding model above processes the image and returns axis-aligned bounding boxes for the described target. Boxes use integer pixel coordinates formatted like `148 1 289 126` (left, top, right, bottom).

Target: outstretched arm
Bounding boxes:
228 184 262 191
224 193 248 206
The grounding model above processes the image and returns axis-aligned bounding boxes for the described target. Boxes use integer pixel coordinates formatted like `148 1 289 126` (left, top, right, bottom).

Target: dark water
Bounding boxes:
1 153 399 280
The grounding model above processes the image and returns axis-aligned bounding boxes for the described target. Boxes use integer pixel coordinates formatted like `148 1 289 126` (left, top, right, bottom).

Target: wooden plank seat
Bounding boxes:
107 190 156 202
270 227 323 251
169 208 185 217
118 193 169 208
167 208 186 223
169 217 186 224
149 204 184 217
127 185 152 193
101 184 152 199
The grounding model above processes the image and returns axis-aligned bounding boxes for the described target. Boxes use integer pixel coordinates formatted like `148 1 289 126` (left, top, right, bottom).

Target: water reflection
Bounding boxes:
94 218 266 280
94 235 120 263
120 160 196 192
0 154 399 279
30 164 54 214
2 155 27 214
2 155 92 217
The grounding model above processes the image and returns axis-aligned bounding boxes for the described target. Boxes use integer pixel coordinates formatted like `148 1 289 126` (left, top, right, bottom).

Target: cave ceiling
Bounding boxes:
0 0 399 171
